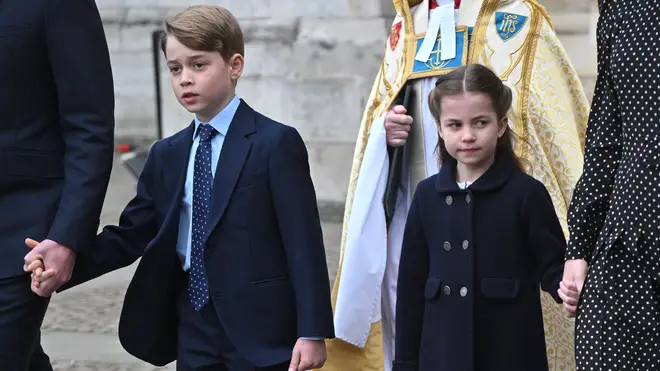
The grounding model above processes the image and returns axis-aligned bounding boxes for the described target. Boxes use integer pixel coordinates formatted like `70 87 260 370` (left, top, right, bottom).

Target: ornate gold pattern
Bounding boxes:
515 4 541 160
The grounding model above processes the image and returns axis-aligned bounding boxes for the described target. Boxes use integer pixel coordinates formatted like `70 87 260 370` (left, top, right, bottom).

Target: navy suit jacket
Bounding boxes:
0 0 115 278
62 100 335 367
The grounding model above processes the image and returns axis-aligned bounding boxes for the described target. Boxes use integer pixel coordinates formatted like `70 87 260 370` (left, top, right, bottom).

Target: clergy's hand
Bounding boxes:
288 338 326 371
385 105 412 147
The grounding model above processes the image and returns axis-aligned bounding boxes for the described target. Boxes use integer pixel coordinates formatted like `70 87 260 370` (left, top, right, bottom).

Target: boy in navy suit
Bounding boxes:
25 5 334 371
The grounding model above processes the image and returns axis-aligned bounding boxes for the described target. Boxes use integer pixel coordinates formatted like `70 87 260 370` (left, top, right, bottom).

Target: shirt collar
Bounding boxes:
193 94 240 139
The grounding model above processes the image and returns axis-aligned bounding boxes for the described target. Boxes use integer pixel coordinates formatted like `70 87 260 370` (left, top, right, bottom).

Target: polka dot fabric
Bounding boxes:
188 123 217 312
566 0 660 369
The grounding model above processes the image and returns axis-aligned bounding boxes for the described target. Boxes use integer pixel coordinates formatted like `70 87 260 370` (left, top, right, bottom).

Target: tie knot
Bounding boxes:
197 124 217 143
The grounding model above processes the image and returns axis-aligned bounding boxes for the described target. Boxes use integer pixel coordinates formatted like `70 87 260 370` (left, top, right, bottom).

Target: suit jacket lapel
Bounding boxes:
205 101 256 239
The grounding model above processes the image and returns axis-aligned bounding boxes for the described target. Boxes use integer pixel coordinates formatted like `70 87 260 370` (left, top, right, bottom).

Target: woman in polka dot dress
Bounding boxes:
560 0 660 369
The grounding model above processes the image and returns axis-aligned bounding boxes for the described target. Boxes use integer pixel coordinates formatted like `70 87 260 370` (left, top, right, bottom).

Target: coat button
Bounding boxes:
443 241 451 251
465 194 471 203
460 287 468 297
443 285 451 295
445 195 453 205
462 240 469 250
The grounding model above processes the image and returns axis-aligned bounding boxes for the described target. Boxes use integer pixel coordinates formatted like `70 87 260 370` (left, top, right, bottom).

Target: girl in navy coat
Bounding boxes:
391 64 565 371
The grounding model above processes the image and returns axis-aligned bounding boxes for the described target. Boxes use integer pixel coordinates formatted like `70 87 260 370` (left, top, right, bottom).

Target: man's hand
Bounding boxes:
385 105 413 147
560 258 588 317
23 238 76 297
288 339 326 371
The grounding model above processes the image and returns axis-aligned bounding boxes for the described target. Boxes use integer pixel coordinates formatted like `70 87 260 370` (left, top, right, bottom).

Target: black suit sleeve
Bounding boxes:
392 186 428 371
44 0 116 251
268 126 335 339
521 180 566 303
59 146 159 291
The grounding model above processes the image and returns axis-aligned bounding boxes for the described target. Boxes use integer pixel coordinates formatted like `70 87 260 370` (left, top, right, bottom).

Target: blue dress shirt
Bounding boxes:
176 95 241 271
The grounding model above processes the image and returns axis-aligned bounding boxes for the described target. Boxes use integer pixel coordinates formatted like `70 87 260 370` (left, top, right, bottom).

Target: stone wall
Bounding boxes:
98 0 597 205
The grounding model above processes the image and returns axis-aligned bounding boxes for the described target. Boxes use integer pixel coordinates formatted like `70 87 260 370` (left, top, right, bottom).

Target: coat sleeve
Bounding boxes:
521 180 566 303
566 8 622 263
268 126 335 340
59 145 160 291
44 0 115 252
392 186 429 371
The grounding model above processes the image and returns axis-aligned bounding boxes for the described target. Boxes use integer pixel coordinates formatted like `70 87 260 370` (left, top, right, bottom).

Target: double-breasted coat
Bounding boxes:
392 153 565 371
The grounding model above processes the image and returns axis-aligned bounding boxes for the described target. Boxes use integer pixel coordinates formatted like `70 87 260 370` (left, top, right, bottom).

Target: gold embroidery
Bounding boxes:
426 40 452 70
515 5 541 159
408 27 470 80
467 0 499 64
498 13 524 40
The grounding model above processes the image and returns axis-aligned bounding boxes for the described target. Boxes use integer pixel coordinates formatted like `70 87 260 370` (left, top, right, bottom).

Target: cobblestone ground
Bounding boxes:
41 155 342 370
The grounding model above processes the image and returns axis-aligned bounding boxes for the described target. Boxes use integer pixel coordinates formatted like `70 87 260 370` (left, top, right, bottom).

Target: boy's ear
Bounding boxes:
229 53 244 81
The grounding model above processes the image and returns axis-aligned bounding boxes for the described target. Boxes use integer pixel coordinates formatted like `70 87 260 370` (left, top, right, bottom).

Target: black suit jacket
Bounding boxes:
0 0 115 278
62 101 335 367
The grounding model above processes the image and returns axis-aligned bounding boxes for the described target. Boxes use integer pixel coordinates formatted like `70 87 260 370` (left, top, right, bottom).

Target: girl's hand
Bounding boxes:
557 280 580 318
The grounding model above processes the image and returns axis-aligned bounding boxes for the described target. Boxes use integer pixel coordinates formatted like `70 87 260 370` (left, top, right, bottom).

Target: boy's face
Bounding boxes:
165 35 243 123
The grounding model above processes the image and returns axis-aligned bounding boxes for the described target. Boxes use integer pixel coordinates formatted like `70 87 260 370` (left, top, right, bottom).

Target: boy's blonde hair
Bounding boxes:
160 5 244 62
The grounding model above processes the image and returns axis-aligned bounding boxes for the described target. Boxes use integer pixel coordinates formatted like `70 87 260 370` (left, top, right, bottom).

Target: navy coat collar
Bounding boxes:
435 152 518 193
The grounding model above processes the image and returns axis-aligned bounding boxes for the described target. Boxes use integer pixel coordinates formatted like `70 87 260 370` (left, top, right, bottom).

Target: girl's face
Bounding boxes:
437 92 507 169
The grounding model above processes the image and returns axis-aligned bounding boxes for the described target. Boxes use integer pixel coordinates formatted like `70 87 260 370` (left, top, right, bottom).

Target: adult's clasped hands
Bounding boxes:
23 238 76 297
557 258 588 318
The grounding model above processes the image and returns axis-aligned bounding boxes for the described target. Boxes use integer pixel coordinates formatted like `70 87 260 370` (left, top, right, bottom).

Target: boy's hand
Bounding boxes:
288 338 326 371
557 280 580 318
23 238 62 296
384 105 413 147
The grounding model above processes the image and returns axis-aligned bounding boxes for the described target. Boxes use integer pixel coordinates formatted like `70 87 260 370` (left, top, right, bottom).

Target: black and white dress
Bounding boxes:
566 0 660 369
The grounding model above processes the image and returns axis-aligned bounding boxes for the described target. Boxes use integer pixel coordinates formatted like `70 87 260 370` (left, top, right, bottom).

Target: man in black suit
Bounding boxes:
0 0 115 369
